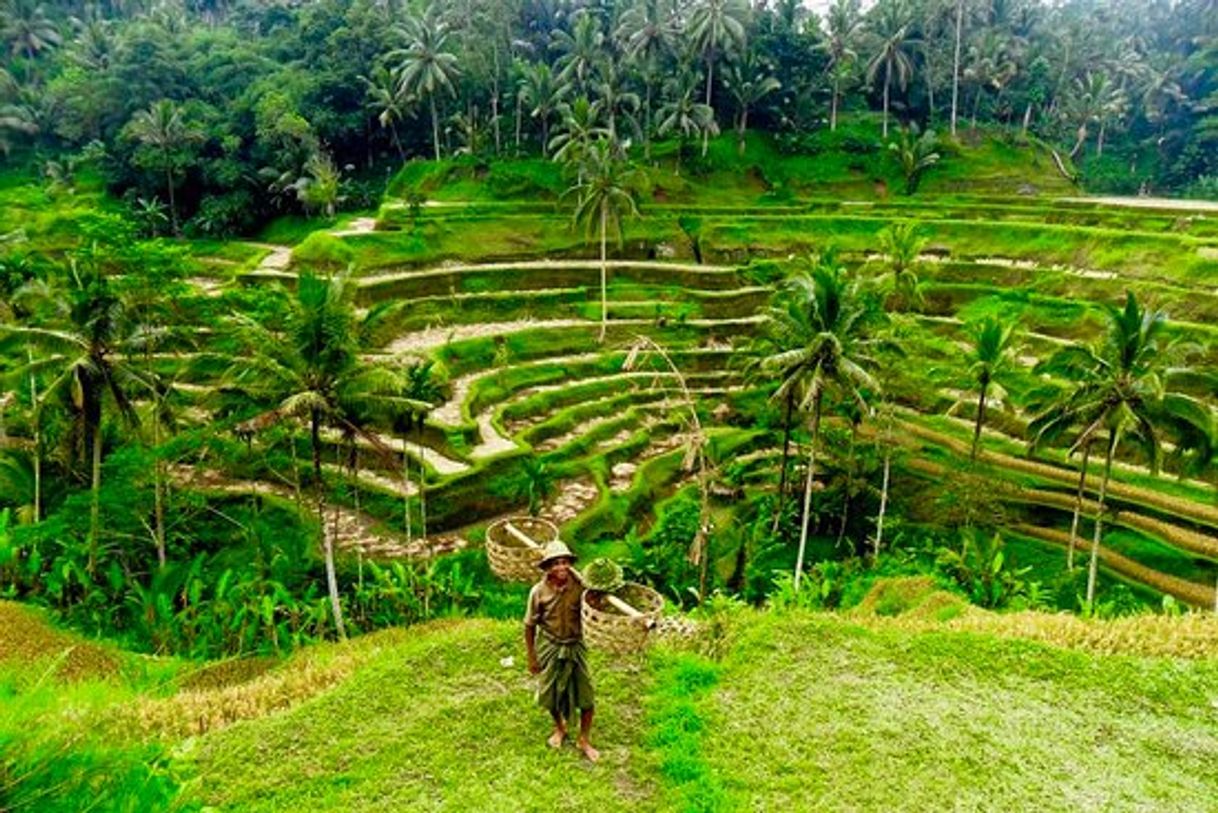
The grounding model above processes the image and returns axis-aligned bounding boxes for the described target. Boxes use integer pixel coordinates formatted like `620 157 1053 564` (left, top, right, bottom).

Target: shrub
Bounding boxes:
291 232 354 270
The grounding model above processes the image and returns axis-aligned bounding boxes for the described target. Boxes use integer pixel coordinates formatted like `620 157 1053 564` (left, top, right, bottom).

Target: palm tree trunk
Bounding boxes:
491 44 502 155
793 392 823 592
541 117 549 158
29 353 40 522
514 94 522 153
164 160 178 237
390 120 405 160
970 381 988 460
875 446 891 556
951 0 963 136
644 76 653 160
883 61 892 139
971 89 982 131
312 410 346 640
89 417 102 575
417 418 427 542
837 423 858 549
153 411 166 568
402 436 413 544
1096 120 1106 157
1067 442 1092 571
1086 432 1117 606
831 76 840 132
737 107 748 155
771 389 795 533
703 50 715 157
430 95 441 162
598 203 608 343
1022 102 1033 136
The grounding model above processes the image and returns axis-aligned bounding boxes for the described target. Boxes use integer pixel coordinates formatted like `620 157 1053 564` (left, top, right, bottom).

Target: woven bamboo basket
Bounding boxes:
581 582 663 655
485 516 558 582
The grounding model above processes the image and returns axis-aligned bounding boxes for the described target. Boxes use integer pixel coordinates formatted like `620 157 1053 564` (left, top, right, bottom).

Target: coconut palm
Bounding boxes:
888 123 940 195
0 262 147 574
1028 292 1211 605
875 221 925 309
518 61 569 158
568 139 642 343
723 53 780 155
361 66 410 159
551 10 604 94
758 257 881 590
616 0 677 157
687 0 748 111
390 5 461 162
820 0 863 132
864 0 919 138
592 61 641 148
656 75 718 171
225 273 403 640
962 316 1018 461
549 96 609 172
2 0 61 83
126 100 201 236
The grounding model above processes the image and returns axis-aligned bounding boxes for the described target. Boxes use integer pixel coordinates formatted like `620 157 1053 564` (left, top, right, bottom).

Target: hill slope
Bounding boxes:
178 610 1218 812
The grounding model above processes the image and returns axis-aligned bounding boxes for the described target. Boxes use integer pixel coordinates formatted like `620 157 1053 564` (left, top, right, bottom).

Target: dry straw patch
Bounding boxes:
0 601 120 682
125 626 415 739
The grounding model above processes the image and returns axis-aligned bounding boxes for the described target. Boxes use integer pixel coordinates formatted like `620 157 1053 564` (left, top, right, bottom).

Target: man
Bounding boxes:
523 539 599 762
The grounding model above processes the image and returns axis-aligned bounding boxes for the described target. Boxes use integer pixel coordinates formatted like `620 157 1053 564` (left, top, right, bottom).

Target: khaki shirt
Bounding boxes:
524 575 584 642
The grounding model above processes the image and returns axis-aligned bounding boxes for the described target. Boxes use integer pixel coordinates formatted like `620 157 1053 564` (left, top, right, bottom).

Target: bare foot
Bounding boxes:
576 738 600 763
547 728 567 749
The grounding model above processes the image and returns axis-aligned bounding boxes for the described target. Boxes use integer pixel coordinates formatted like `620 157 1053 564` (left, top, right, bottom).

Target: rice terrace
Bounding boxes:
2 0 1218 810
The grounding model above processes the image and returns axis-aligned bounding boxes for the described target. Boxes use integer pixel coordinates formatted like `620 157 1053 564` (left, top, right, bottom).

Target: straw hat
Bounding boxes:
538 539 577 569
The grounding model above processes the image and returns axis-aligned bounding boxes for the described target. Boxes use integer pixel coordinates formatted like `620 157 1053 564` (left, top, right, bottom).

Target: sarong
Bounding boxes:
535 631 594 718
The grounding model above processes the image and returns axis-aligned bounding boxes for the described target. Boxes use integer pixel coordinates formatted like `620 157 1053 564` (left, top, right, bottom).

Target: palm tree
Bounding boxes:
616 0 676 158
126 100 201 236
949 0 967 136
549 96 608 171
962 317 1018 461
390 5 461 162
2 0 61 83
361 66 410 159
569 139 642 343
723 54 780 155
758 258 880 590
1029 292 1211 605
0 262 146 574
592 61 641 148
225 273 403 640
551 10 603 94
875 221 925 310
657 75 718 171
293 151 343 219
518 61 569 158
820 0 863 132
865 0 919 138
687 0 749 112
888 123 940 195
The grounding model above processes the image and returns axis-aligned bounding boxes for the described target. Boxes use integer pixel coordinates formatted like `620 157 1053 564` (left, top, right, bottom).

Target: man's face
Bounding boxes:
547 557 572 583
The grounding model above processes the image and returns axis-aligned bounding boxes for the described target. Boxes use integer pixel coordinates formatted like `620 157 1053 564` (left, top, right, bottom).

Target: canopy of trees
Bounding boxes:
1 0 1217 235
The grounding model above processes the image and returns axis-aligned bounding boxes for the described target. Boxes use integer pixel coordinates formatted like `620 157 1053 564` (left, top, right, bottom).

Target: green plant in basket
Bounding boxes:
581 557 625 592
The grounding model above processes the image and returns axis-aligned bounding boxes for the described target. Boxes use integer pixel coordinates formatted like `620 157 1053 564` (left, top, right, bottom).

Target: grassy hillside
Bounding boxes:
6 593 1218 813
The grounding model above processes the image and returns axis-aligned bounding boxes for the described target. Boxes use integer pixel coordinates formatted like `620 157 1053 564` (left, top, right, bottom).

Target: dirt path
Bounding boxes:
1058 195 1218 213
360 258 736 287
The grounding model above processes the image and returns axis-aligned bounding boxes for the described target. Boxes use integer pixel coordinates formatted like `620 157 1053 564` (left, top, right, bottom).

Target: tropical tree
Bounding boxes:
888 123 940 194
0 261 147 574
125 100 201 236
390 5 461 162
361 66 410 159
518 61 568 158
549 96 608 172
820 0 863 132
2 0 61 83
875 221 925 310
865 0 919 138
293 152 343 219
961 316 1018 461
568 139 642 343
616 0 677 157
758 257 881 590
225 273 403 640
592 61 641 148
551 10 604 94
657 75 718 169
687 0 749 112
723 54 780 154
1028 292 1211 605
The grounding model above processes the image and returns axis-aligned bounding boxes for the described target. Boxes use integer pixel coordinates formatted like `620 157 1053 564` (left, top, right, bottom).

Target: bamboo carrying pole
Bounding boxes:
509 522 649 622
